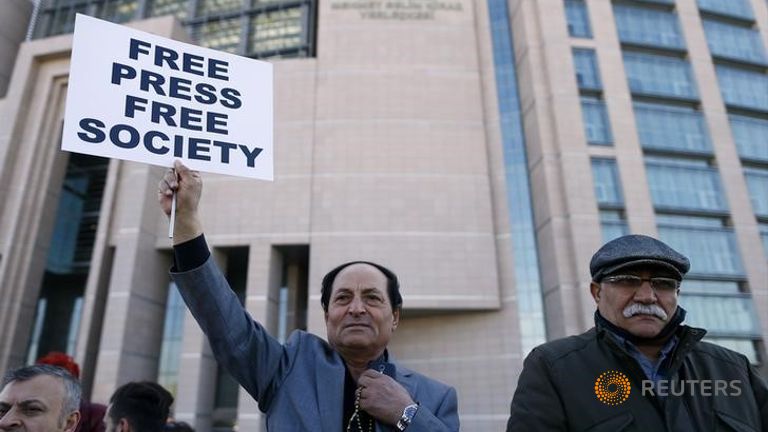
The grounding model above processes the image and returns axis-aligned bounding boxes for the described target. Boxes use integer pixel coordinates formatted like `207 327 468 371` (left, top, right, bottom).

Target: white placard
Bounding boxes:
63 14 273 180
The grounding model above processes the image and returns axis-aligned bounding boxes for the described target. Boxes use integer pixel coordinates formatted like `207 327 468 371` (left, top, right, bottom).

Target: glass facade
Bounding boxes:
729 114 768 162
702 19 767 65
645 157 727 212
573 48 601 90
624 52 698 99
697 0 755 21
614 4 685 50
592 158 628 242
657 215 744 277
600 210 630 242
592 158 623 206
634 102 712 154
32 0 317 59
716 65 768 112
489 0 546 354
27 154 109 361
147 0 187 20
158 282 186 396
581 96 612 145
564 0 591 38
744 168 768 217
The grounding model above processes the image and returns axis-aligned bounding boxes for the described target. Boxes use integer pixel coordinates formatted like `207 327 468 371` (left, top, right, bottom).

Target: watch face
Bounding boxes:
404 405 418 418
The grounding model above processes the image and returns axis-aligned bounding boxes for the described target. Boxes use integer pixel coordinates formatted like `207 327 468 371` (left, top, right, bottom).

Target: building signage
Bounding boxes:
330 0 463 20
63 14 273 180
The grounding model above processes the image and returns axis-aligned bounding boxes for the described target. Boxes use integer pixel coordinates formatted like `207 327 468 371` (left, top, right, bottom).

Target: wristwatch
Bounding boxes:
396 403 419 430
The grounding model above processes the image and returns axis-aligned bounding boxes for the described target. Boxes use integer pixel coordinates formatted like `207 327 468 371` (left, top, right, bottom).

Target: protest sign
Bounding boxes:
63 14 273 180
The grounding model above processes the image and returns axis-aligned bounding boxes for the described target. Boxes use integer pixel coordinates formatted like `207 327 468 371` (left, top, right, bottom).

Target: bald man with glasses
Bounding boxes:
506 234 768 432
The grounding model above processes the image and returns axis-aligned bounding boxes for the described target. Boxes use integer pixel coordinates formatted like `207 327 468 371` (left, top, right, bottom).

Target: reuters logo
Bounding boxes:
594 370 631 406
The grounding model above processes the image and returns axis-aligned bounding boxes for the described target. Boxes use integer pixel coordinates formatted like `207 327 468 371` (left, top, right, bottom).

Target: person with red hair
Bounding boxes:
37 352 106 432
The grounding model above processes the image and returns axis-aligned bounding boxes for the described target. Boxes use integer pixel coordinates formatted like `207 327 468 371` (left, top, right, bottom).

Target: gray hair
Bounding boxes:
2 364 81 417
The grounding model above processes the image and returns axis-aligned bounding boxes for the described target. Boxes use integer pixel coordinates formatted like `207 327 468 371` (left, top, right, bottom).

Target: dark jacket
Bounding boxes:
507 321 768 431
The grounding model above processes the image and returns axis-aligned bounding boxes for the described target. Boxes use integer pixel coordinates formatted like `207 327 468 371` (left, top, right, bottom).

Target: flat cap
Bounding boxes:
590 234 690 281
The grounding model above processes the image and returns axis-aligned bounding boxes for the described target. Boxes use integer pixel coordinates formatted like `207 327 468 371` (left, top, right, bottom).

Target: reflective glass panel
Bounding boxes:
646 157 727 212
729 114 768 162
634 102 711 153
581 96 613 145
565 0 592 38
248 7 304 56
614 4 685 49
703 19 767 64
624 52 698 99
573 48 601 90
716 65 768 111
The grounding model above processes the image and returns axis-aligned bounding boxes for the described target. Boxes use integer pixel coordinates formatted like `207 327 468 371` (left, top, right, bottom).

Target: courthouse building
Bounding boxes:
0 0 766 429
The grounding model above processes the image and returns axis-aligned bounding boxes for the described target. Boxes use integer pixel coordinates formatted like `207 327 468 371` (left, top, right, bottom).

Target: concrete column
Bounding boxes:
91 162 172 401
173 250 228 430
0 0 32 98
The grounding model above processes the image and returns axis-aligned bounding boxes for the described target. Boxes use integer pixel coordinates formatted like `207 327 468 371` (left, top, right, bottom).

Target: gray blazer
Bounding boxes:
172 257 460 431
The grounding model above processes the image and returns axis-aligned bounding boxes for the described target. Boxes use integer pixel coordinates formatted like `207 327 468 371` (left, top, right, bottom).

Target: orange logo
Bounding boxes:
594 370 631 406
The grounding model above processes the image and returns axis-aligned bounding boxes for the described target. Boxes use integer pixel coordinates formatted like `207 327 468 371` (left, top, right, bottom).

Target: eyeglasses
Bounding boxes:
601 275 680 293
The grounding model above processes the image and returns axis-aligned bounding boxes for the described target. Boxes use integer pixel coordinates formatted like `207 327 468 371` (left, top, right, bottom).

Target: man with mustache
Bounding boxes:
157 161 459 431
506 234 768 431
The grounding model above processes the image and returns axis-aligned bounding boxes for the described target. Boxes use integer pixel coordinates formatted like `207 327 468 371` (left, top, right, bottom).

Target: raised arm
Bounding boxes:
158 161 287 410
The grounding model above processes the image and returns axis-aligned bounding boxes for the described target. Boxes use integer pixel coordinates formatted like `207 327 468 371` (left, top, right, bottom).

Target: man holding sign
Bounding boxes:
158 163 459 431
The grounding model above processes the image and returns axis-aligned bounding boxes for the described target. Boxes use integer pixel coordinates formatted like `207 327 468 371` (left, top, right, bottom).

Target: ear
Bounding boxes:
391 308 400 331
590 281 601 303
63 411 81 432
118 418 132 432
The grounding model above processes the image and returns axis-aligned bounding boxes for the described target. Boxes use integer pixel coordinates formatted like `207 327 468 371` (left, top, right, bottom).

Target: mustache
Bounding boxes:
622 303 668 320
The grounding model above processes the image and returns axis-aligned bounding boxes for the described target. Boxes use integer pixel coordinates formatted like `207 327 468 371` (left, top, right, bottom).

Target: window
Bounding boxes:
697 0 754 21
158 282 186 397
716 65 768 112
573 48 601 90
677 280 760 363
646 157 727 212
592 159 628 241
624 52 698 99
248 8 305 57
489 0 547 354
565 0 592 38
33 0 317 60
33 0 89 38
600 210 629 242
657 215 744 276
760 223 768 255
592 159 623 205
197 0 243 16
729 114 768 162
681 295 759 336
703 19 767 64
634 102 712 153
189 17 241 54
744 168 768 217
582 96 613 145
147 0 188 20
99 0 139 23
614 4 685 50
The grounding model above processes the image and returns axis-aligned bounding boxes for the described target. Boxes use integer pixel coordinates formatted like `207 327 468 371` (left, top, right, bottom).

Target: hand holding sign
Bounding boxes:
158 160 203 245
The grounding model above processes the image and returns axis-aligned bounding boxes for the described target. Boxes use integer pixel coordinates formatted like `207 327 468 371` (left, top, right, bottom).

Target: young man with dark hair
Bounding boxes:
105 382 173 432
